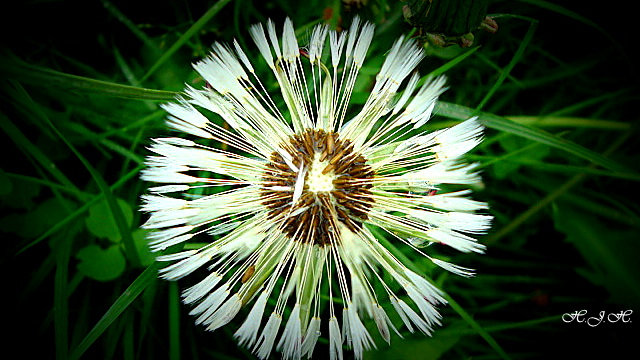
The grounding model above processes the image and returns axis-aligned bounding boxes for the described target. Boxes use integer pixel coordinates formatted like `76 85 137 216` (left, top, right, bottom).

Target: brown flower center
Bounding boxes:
260 129 375 246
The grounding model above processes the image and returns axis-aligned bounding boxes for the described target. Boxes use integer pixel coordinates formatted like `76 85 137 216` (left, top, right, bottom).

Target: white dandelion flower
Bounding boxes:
141 17 492 360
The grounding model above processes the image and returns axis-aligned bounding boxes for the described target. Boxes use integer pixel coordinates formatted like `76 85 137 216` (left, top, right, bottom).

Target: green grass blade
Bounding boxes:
102 0 158 51
69 263 161 360
169 282 181 360
141 0 234 82
0 111 80 195
476 16 538 111
506 116 631 130
436 101 637 174
445 295 512 360
1 58 178 100
54 232 72 360
427 46 481 78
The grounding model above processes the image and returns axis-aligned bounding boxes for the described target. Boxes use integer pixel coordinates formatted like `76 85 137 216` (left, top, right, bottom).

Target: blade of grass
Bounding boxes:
427 46 481 78
69 262 161 360
54 231 72 360
102 0 158 51
141 0 234 82
1 58 178 100
445 294 512 360
169 282 181 360
505 116 631 130
0 111 80 196
476 15 538 111
14 83 142 266
435 101 637 174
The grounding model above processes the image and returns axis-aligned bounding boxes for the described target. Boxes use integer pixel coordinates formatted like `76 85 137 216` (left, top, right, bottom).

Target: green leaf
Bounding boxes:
85 198 133 242
76 245 127 281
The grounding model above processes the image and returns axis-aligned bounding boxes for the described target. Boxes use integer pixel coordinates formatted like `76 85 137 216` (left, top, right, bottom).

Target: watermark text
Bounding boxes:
562 310 632 327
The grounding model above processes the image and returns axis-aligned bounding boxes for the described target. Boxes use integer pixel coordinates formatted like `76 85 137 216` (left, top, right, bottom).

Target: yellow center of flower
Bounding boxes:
306 153 335 192
260 129 375 246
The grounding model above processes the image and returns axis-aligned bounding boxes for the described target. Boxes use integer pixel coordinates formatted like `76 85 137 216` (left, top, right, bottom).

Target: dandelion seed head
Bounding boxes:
141 16 492 360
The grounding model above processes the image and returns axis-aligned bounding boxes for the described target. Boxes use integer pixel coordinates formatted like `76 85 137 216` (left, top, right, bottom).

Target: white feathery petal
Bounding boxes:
235 291 269 348
205 294 242 331
148 184 191 194
140 162 200 184
159 250 210 280
140 195 188 213
430 257 476 277
233 39 255 73
149 233 194 252
394 297 433 335
329 317 344 360
352 22 375 66
301 317 321 358
344 17 361 63
405 285 442 327
408 210 492 235
142 207 199 229
431 117 484 160
405 77 447 128
182 272 223 304
249 23 274 67
162 101 213 139
146 224 194 245
308 25 328 63
255 312 283 360
282 18 299 61
391 72 420 115
405 161 482 186
341 307 351 346
277 304 302 360
329 29 347 68
424 190 489 212
211 42 249 80
155 250 197 262
154 137 196 146
390 297 414 333
439 212 493 234
427 228 487 253
191 283 230 319
373 304 400 344
140 195 189 211
345 307 376 360
267 19 282 60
